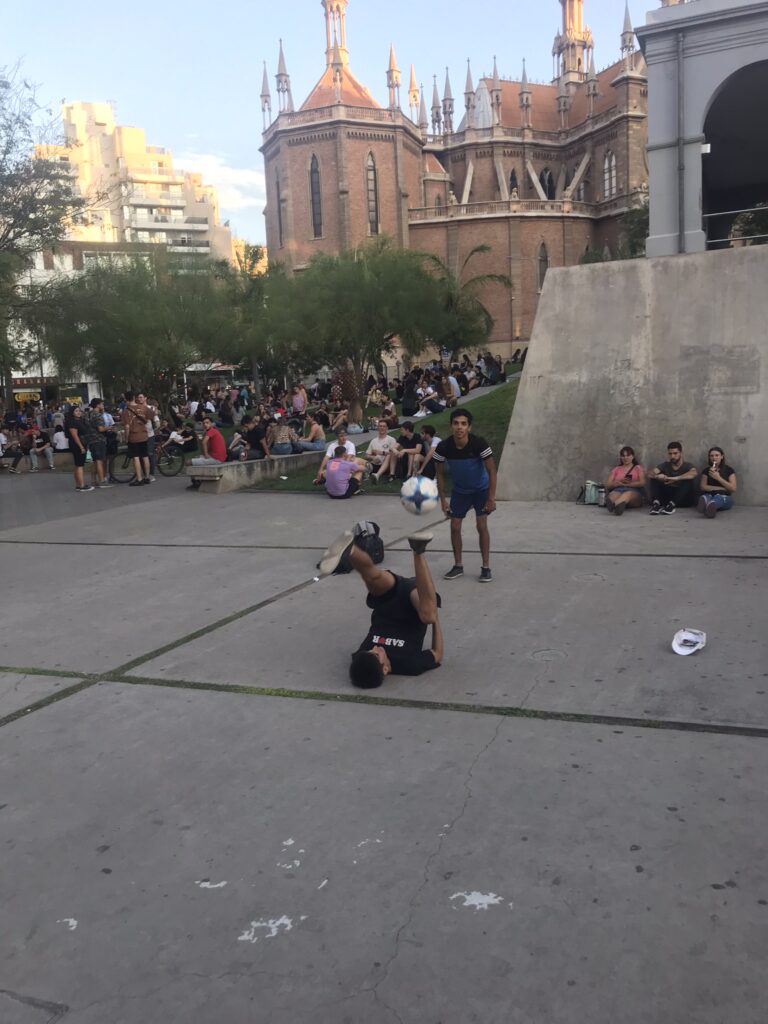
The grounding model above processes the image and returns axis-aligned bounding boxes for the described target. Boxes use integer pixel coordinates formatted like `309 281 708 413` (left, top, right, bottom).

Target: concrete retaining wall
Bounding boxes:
497 246 768 505
186 450 324 494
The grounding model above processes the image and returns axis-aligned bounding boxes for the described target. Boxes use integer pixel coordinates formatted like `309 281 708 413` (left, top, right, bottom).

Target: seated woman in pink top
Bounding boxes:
605 446 647 515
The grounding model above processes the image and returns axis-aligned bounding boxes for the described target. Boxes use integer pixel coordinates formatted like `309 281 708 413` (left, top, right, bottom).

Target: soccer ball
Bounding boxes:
400 475 440 515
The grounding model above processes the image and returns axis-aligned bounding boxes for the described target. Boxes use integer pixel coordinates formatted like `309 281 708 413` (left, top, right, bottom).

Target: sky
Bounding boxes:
6 0 640 243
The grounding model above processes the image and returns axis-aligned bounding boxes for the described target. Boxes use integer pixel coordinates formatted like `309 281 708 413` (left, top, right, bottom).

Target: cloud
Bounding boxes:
176 151 266 212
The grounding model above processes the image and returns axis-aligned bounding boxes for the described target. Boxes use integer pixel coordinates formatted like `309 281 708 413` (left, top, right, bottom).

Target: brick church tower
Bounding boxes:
261 0 648 348
260 0 423 269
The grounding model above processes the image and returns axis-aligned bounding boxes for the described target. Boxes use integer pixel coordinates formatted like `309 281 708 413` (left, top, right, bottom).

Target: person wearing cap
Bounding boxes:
697 447 737 518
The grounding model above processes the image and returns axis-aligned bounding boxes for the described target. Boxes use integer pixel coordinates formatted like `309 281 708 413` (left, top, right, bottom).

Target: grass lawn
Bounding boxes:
247 381 518 494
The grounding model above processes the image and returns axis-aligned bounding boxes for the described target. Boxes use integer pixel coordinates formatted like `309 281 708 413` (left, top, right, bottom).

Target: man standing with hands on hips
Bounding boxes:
433 408 497 582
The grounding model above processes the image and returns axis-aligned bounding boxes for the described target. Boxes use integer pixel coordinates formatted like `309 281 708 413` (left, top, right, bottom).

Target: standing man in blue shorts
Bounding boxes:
433 408 497 582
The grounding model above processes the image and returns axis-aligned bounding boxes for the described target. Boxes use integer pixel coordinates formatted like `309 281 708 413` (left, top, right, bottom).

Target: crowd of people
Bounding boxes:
604 441 738 519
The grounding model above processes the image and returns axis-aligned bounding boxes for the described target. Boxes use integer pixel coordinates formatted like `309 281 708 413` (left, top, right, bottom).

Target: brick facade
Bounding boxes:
261 3 648 350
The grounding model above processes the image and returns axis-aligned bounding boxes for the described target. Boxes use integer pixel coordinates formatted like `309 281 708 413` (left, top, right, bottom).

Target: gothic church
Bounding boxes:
260 0 648 348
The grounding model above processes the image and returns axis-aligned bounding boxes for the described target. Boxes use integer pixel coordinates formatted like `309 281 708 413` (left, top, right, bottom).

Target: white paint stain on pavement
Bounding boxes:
282 838 295 847
450 891 512 911
57 918 78 930
195 880 227 889
277 859 301 869
356 838 383 849
238 915 295 943
317 878 328 890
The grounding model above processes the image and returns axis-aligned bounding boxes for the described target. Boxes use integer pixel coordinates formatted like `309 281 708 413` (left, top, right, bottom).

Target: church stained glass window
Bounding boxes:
310 155 322 238
366 153 379 235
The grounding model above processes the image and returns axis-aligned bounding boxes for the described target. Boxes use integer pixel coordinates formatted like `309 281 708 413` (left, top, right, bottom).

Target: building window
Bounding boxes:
309 155 322 238
603 151 617 200
366 153 379 235
435 196 443 211
539 167 556 200
537 242 549 292
276 175 284 247
509 168 518 196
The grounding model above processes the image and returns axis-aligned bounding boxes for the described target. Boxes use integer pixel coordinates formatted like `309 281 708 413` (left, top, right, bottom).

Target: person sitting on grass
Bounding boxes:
363 419 400 482
604 446 646 515
324 447 366 499
413 423 441 479
313 428 357 486
296 411 327 452
379 397 399 429
317 528 442 687
395 421 422 479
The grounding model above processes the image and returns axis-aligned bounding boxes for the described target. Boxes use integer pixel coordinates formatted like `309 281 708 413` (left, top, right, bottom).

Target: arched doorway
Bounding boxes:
703 60 768 248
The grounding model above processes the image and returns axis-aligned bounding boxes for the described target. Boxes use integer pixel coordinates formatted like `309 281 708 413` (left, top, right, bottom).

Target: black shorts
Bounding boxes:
366 574 442 617
127 441 148 458
449 488 488 519
89 440 106 463
328 477 360 499
71 445 87 467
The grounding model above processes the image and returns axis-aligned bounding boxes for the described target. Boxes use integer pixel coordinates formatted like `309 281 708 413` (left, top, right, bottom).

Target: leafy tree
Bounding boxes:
731 202 768 246
22 251 231 410
0 67 90 406
422 244 510 359
619 203 649 258
288 238 445 402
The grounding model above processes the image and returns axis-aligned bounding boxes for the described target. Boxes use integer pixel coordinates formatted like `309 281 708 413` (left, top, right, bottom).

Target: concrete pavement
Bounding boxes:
1 476 766 1022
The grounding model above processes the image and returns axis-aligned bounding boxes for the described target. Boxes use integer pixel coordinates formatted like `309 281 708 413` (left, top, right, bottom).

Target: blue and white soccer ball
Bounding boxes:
400 475 440 515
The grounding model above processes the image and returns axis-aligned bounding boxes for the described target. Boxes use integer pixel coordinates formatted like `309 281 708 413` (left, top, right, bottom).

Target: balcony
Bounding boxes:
408 198 596 223
167 239 211 253
127 190 187 207
128 214 209 231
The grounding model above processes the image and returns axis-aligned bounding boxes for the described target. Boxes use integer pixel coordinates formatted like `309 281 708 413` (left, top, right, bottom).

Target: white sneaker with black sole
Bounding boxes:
318 530 355 576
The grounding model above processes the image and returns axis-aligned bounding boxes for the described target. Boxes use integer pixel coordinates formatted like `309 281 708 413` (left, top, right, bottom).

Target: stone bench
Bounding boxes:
184 450 325 494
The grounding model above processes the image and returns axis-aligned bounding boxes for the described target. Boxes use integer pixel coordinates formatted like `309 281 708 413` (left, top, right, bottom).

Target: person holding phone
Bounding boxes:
698 446 737 518
604 446 646 515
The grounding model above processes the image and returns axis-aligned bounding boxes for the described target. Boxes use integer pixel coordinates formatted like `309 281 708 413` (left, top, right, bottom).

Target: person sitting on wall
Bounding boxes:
647 441 698 515
697 446 737 518
604 446 647 515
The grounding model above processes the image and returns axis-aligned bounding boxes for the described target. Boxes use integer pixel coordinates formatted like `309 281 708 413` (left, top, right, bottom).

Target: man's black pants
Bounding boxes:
649 479 696 507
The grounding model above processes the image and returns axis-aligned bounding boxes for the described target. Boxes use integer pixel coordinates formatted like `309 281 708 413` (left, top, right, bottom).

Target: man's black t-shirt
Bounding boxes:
656 459 695 478
34 431 51 450
398 432 421 451
356 575 439 676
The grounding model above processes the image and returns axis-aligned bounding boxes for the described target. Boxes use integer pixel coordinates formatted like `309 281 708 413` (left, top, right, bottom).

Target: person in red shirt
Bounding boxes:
187 416 227 490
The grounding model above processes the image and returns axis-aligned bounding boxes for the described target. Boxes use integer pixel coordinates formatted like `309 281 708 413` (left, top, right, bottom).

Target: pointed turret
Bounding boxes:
431 75 442 134
491 55 502 126
557 75 570 128
553 0 593 86
442 68 454 134
418 85 428 136
275 40 294 113
621 2 635 69
322 0 349 68
519 59 531 129
408 64 419 121
331 33 344 102
386 44 401 109
464 60 475 129
260 61 272 129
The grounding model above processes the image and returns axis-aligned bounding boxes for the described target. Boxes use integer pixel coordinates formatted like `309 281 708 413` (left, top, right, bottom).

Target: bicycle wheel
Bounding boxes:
156 445 185 477
109 449 136 484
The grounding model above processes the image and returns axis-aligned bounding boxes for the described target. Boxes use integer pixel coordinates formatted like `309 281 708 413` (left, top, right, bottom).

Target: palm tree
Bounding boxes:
423 244 511 359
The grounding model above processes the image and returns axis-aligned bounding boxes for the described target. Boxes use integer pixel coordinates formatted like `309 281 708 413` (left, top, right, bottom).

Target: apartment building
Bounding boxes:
43 102 234 261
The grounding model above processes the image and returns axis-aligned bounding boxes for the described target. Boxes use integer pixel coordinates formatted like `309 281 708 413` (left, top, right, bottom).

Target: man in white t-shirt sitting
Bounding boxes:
363 420 400 482
313 427 357 486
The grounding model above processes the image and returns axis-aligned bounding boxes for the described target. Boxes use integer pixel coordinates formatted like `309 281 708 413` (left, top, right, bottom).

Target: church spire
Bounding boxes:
322 0 349 68
553 0 593 85
491 55 502 126
519 59 531 129
586 51 598 116
331 32 344 102
431 75 442 135
418 85 428 136
260 61 272 129
408 65 419 121
621 2 636 69
464 60 475 129
442 68 454 134
386 44 401 110
275 40 294 113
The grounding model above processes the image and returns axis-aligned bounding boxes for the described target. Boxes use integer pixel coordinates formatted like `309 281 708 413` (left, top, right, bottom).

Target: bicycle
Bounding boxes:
108 443 185 483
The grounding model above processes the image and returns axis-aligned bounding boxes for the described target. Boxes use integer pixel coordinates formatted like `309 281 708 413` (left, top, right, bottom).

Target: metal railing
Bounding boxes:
704 203 768 248
408 196 624 222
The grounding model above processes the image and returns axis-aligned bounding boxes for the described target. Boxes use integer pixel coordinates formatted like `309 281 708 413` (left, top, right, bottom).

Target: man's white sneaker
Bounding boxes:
318 530 355 576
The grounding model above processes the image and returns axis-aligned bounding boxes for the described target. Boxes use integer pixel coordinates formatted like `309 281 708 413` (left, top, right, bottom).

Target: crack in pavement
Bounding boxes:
0 988 69 1022
369 718 505 1021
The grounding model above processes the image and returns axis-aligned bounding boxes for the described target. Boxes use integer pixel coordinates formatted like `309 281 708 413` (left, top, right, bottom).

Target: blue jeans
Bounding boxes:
704 493 733 511
297 439 325 451
270 443 292 456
